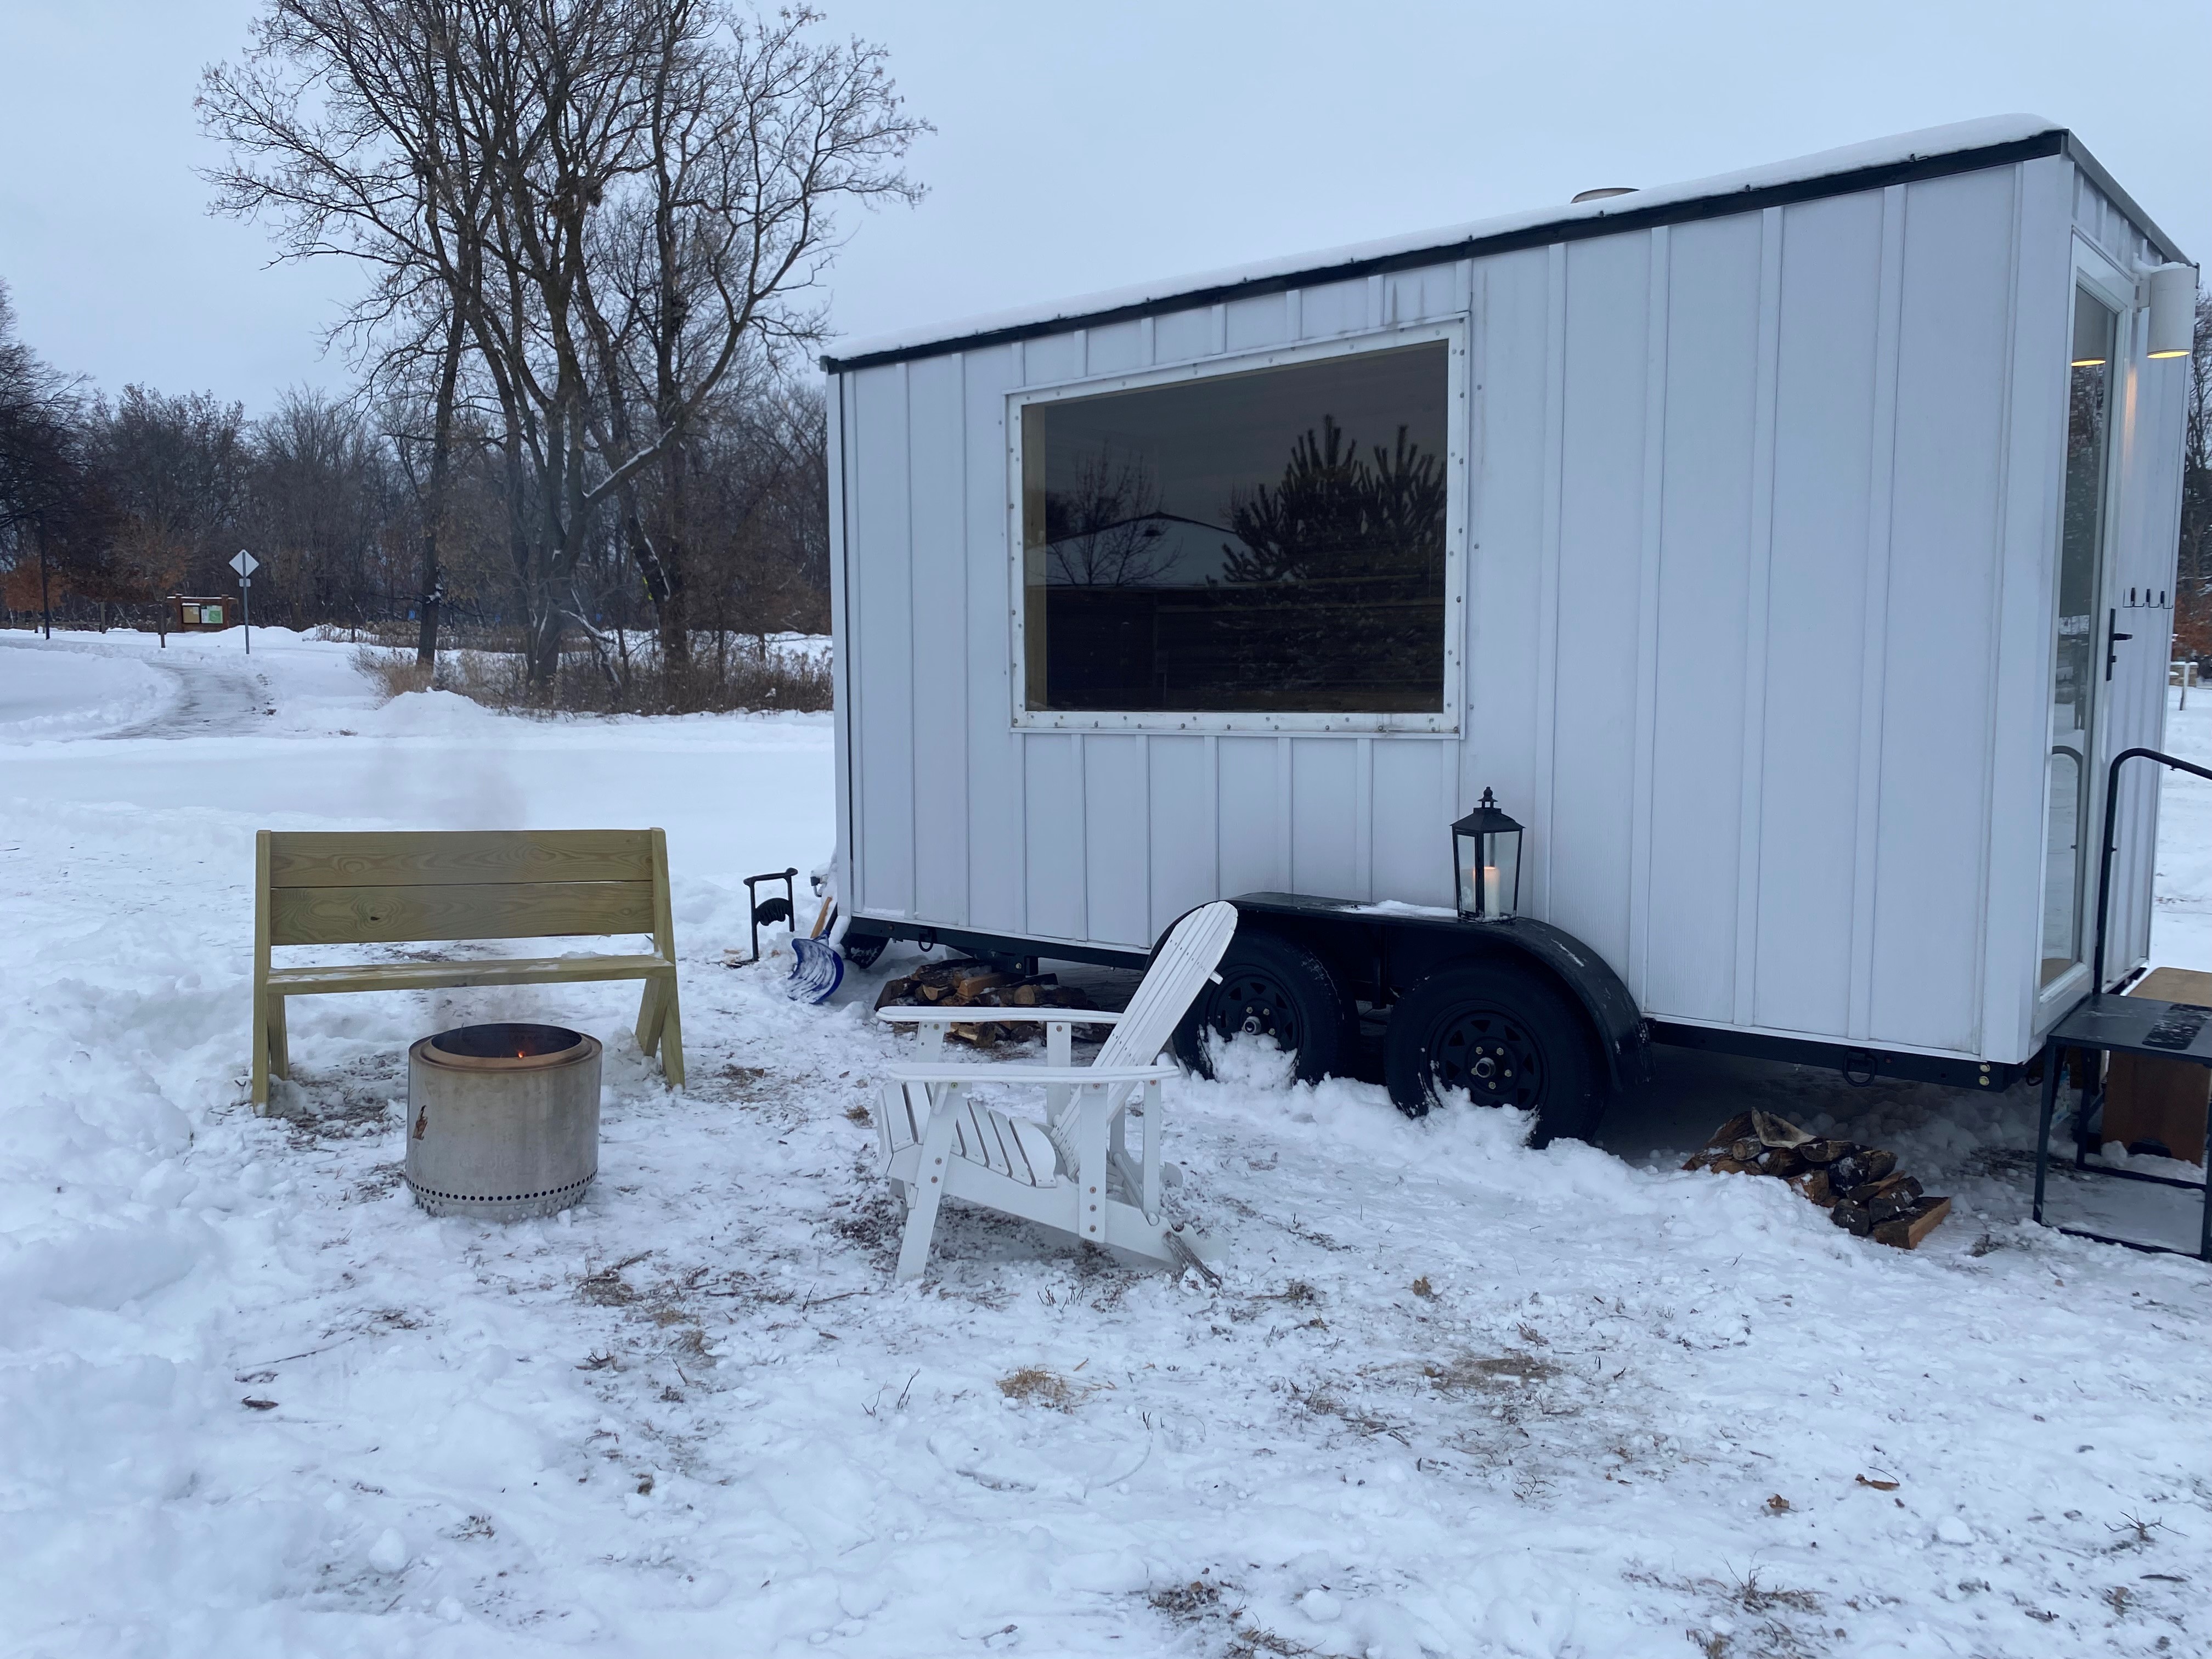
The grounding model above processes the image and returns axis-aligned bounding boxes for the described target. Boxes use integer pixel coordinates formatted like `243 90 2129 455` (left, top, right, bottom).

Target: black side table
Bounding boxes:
2034 995 2212 1260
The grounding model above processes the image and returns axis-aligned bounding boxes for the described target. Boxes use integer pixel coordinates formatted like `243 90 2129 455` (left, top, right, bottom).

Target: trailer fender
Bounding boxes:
1468 918 1649 1091
1214 895 1650 1093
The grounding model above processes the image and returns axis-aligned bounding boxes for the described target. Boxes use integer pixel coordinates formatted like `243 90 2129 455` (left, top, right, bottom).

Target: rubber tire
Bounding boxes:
841 929 889 969
1383 961 1602 1146
1172 930 1355 1084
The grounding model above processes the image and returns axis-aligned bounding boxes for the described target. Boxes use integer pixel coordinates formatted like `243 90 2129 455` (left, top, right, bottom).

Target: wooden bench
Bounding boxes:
251 827 684 1108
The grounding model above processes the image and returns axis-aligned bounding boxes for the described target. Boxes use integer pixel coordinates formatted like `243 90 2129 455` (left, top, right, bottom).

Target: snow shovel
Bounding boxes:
786 934 844 1003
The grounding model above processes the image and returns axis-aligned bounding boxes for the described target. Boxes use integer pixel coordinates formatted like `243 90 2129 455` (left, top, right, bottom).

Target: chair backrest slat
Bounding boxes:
1096 902 1239 1070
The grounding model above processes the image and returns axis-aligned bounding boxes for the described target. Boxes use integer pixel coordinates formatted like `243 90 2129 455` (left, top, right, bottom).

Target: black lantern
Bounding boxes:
1453 788 1522 921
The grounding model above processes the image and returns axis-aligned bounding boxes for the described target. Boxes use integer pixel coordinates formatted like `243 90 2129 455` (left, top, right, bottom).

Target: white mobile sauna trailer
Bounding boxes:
822 116 2196 1139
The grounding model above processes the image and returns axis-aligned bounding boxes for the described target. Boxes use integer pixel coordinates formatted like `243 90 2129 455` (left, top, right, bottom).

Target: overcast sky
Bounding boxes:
2 0 2203 414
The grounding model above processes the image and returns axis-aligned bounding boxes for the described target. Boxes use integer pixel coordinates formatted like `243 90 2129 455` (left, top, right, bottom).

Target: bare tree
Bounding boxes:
202 0 922 684
0 281 88 634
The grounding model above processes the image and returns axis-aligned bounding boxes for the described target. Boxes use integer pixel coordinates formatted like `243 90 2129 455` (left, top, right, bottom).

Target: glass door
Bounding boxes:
2039 284 2119 990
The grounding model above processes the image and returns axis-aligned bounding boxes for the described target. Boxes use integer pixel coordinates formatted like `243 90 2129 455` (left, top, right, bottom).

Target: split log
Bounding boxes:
1873 1195 1950 1250
1797 1170 1837 1206
1798 1139 1852 1165
1831 1199 1874 1237
1750 1110 1813 1148
1705 1113 1757 1149
1847 1173 1922 1207
1756 1146 1807 1178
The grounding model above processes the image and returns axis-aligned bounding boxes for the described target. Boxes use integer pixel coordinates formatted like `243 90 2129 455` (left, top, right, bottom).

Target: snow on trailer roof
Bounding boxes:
824 116 2186 374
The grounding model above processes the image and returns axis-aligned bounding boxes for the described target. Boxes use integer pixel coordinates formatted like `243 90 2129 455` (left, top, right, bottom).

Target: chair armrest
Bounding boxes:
885 1062 1176 1085
877 1007 1125 1026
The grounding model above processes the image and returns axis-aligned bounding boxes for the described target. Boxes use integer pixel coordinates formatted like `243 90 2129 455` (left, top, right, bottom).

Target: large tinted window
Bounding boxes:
1021 341 1450 714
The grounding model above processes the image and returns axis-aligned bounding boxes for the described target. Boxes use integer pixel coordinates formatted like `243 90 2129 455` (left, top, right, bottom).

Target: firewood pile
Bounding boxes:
873 958 1104 1048
1685 1110 1952 1249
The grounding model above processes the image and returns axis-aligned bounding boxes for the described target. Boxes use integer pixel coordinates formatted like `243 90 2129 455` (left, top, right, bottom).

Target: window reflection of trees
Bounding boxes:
1041 453 1178 589
1223 417 1445 589
1028 343 1451 714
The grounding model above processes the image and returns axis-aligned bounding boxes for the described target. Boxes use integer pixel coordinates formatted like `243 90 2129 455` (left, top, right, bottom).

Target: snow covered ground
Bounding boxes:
2 628 2209 1659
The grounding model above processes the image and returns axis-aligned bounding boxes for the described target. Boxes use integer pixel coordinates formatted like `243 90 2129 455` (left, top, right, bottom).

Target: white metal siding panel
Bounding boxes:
1023 331 1081 385
1984 158 2076 1059
1372 738 1455 906
1084 735 1151 947
850 363 916 917
828 374 856 917
1465 249 1551 903
907 353 970 927
1387 266 1459 325
1290 738 1359 897
1218 737 1285 898
1086 320 1144 375
2108 344 2189 978
1300 279 1368 337
1224 292 1290 351
1024 733 1085 939
1641 213 1764 1023
1867 171 2017 1053
1750 191 1886 1034
1546 233 1652 978
1148 736 1214 937
963 347 1025 935
1153 306 1212 364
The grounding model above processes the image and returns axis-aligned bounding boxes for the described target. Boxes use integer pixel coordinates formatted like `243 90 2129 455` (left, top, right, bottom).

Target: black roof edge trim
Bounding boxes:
823 128 2186 375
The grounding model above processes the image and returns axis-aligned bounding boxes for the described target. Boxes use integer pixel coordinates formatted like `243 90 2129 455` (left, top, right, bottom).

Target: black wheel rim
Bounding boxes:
1206 968 1306 1054
1420 1002 1545 1110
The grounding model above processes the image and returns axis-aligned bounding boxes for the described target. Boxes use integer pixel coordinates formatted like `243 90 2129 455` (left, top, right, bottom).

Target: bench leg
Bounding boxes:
634 977 665 1058
269 994 290 1081
634 974 685 1090
251 980 270 1109
659 981 684 1091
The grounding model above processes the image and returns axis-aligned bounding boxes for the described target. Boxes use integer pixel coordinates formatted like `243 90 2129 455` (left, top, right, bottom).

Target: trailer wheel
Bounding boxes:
1384 962 1601 1145
1172 932 1352 1084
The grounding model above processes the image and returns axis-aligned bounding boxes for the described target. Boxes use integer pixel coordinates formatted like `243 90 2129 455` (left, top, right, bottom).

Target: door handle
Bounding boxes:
2107 608 2132 680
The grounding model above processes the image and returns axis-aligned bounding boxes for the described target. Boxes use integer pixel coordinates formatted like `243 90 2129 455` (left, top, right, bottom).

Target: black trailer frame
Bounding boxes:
847 893 2030 1097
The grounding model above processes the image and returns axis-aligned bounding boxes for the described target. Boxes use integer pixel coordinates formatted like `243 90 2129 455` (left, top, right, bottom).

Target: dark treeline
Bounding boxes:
0 0 919 712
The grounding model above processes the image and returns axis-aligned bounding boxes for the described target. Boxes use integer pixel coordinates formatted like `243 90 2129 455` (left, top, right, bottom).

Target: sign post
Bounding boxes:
229 550 261 654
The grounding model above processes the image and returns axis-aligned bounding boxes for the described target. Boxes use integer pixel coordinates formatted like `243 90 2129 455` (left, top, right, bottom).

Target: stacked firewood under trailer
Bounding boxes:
823 119 2197 1167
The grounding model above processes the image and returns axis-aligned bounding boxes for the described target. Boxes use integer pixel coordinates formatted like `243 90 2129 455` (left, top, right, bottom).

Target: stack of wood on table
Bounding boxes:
872 958 1103 1048
1684 1110 1952 1249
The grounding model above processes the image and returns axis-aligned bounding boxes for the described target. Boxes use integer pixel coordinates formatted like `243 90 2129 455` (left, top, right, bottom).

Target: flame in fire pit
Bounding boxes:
428 1023 587 1062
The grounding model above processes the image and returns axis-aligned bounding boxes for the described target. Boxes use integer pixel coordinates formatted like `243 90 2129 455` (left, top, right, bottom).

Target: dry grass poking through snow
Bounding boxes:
996 1365 1076 1409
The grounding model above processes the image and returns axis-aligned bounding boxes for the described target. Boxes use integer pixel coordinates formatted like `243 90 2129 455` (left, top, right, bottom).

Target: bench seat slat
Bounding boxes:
267 953 672 997
268 829 656 889
270 880 656 946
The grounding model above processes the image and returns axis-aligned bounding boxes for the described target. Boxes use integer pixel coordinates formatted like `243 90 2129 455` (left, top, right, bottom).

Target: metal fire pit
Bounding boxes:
405 1023 601 1219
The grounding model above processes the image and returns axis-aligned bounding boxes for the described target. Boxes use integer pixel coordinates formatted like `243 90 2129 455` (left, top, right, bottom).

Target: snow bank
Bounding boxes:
0 635 177 740
1 653 2208 1655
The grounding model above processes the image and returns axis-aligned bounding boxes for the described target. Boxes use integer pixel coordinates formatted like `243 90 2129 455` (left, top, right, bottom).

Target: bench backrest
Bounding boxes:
257 828 670 949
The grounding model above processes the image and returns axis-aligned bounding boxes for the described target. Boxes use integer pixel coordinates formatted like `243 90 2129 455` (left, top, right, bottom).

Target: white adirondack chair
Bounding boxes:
871 901 1239 1281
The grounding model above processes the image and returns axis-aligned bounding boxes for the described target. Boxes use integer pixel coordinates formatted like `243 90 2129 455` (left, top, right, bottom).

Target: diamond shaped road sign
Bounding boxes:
229 549 260 578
